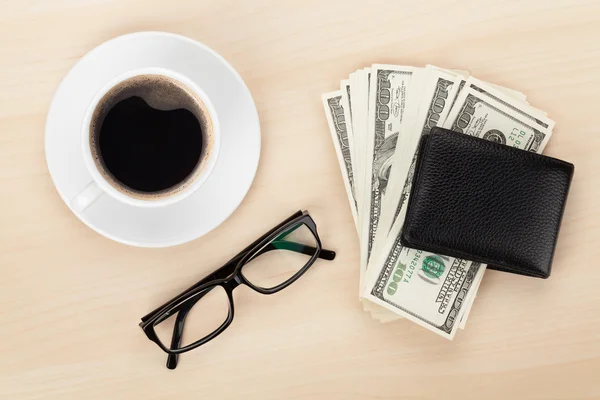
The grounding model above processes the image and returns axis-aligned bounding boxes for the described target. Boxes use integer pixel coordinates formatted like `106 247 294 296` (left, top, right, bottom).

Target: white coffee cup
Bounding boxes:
71 67 220 213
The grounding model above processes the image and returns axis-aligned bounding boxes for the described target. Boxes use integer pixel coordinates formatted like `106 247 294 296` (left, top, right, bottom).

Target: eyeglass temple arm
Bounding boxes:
165 304 192 370
257 240 336 260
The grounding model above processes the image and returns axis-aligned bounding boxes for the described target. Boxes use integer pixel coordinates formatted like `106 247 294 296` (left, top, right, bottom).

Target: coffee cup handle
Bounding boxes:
70 181 104 213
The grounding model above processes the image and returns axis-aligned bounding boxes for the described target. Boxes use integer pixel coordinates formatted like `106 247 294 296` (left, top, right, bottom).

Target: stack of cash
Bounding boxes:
322 65 555 338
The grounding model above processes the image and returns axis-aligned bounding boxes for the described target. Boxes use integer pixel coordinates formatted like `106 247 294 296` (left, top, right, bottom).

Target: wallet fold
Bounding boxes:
400 127 574 278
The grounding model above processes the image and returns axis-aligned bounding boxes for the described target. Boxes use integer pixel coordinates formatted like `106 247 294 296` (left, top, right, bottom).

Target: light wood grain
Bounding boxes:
1 0 599 399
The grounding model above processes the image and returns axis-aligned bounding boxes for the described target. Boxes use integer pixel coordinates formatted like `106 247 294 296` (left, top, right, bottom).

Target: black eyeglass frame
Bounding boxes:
139 210 335 368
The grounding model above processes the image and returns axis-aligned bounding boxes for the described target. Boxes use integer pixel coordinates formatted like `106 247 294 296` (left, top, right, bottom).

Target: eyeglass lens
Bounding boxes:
241 222 318 290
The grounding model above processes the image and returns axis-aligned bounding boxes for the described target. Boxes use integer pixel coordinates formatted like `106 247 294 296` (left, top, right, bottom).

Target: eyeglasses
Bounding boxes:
139 210 335 369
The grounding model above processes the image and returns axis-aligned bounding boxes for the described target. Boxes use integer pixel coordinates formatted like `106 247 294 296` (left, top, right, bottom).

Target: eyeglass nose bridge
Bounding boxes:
222 274 244 291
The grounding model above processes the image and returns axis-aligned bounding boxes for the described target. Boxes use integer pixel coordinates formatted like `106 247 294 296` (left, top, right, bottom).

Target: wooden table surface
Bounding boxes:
1 0 599 399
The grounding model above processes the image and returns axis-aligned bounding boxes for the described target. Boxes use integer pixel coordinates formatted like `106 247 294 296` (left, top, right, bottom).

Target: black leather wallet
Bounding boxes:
400 127 574 278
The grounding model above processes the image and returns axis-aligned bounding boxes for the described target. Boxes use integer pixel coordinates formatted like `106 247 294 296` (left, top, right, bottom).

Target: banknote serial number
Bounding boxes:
509 127 526 146
386 250 423 295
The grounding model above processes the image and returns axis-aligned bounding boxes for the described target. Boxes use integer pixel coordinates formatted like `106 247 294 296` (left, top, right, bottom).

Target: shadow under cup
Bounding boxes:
88 74 215 201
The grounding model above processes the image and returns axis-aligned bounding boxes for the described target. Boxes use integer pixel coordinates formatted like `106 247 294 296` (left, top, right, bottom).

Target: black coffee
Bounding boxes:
99 96 202 192
89 74 213 199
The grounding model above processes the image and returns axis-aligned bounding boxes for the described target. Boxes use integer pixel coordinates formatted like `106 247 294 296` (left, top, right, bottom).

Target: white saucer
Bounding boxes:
45 32 260 247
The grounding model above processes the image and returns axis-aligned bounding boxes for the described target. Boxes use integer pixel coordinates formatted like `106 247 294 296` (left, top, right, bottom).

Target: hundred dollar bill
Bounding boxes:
366 223 482 327
358 65 416 311
362 92 554 338
371 255 481 328
443 85 554 148
350 68 374 297
351 70 371 223
370 271 479 328
340 80 357 176
463 77 552 125
340 80 358 216
360 67 372 218
322 91 359 230
364 241 485 338
364 66 463 322
448 71 528 104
